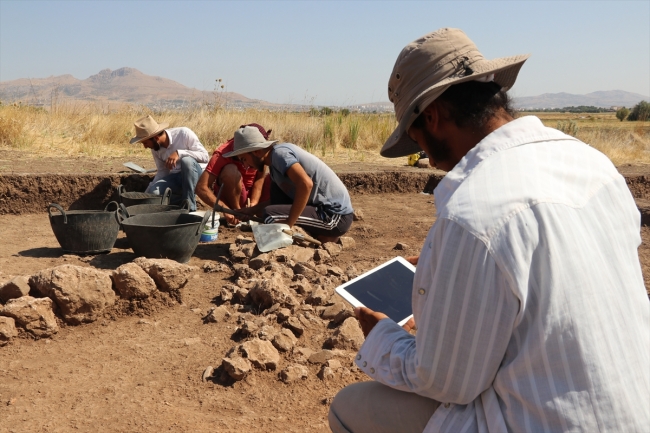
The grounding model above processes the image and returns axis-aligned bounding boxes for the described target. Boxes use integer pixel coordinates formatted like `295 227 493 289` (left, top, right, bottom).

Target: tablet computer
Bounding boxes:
335 256 416 326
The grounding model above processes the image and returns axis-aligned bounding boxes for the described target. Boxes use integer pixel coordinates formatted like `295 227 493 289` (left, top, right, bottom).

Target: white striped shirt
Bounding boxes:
356 116 650 432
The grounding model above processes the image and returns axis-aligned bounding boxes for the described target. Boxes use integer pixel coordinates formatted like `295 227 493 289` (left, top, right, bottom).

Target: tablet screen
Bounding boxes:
335 257 415 325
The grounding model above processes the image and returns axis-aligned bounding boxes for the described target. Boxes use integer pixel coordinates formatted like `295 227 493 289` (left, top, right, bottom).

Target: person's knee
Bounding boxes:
219 164 242 188
328 386 354 433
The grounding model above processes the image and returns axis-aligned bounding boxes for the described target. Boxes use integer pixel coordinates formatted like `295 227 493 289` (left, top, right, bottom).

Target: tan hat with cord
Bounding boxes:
130 115 169 145
223 125 279 158
381 28 530 158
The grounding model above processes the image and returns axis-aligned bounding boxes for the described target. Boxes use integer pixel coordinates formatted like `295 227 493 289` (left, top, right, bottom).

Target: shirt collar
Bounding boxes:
433 116 579 213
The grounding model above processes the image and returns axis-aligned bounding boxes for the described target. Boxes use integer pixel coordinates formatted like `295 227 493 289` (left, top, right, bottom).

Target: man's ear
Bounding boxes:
421 102 441 134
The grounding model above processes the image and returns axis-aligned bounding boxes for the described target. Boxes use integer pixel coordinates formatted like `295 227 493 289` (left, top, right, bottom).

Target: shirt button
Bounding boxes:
370 368 375 374
356 354 361 360
362 361 367 367
444 403 450 408
418 288 426 295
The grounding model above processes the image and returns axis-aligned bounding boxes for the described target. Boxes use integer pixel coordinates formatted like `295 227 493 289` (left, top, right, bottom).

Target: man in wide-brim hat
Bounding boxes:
224 125 354 242
130 115 209 211
328 28 649 433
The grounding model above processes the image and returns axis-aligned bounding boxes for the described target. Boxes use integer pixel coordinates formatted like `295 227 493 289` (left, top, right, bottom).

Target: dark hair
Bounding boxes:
411 81 514 131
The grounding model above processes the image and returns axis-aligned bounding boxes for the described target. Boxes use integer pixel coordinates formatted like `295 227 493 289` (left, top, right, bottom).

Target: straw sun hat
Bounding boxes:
130 115 169 145
381 28 530 158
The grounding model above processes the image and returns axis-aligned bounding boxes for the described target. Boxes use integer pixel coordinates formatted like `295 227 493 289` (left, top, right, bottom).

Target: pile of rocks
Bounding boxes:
205 235 365 384
0 259 197 345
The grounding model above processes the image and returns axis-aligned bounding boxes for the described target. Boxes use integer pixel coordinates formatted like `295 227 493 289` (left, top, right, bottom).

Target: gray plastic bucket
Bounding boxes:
48 202 120 254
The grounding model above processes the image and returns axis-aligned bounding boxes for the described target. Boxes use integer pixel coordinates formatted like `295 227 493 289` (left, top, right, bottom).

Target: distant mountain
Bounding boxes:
2 68 647 111
0 67 269 109
513 90 649 109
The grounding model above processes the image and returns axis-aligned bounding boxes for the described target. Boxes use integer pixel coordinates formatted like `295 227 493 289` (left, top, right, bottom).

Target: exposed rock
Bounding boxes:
133 258 197 291
240 339 281 370
332 309 355 326
219 286 233 302
222 356 252 381
315 264 329 276
338 236 356 250
0 276 31 303
326 317 365 350
1 296 58 337
240 243 256 258
276 308 292 322
249 254 271 271
272 328 298 352
283 316 305 337
280 364 309 383
308 349 334 364
233 264 257 280
394 242 409 250
233 287 250 303
352 209 364 221
323 242 342 257
203 262 228 273
257 325 277 341
112 263 156 299
240 320 259 337
292 347 314 363
275 245 314 263
205 306 231 323
249 275 298 309
326 359 342 370
327 266 345 277
290 281 312 295
345 265 359 279
318 366 336 381
321 302 349 321
0 316 18 346
306 286 330 306
202 366 214 382
29 265 115 325
313 249 331 262
293 263 319 280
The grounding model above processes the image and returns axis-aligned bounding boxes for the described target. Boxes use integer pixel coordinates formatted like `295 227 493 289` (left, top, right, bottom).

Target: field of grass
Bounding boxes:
0 103 648 167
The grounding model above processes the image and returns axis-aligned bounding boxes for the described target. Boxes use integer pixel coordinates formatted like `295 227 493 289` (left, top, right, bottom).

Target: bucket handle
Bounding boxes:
197 210 212 235
180 199 191 210
161 187 172 205
103 201 119 212
117 184 125 202
115 206 128 225
47 203 67 224
118 203 131 218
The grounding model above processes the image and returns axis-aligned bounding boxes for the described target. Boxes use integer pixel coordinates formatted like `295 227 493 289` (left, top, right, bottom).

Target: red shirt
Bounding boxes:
205 140 258 193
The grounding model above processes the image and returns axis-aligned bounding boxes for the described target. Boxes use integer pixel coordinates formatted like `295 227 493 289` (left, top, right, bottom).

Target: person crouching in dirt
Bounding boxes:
225 125 354 243
195 123 272 226
130 115 209 212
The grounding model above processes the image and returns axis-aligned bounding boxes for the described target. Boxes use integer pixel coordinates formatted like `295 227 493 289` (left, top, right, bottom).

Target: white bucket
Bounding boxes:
200 221 220 243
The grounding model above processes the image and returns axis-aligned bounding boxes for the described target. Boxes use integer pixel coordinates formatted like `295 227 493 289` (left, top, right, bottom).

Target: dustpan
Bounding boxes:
252 223 294 253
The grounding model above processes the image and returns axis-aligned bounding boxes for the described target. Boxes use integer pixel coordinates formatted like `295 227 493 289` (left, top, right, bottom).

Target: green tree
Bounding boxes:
627 101 650 121
340 108 350 117
616 107 630 121
320 107 333 116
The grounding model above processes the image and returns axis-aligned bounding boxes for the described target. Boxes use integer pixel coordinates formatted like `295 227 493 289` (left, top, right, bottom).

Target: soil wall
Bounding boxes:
0 171 648 215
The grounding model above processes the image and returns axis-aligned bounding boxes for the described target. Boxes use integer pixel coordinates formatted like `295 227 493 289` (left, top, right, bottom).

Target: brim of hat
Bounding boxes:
222 140 278 158
129 123 170 145
380 54 530 158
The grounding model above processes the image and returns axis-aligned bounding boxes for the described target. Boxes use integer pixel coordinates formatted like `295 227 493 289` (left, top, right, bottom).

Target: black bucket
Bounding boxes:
117 210 211 263
118 185 171 207
48 202 120 254
118 199 191 218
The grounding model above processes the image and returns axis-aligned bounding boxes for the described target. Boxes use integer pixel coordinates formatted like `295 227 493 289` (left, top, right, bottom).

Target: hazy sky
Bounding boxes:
1 1 648 106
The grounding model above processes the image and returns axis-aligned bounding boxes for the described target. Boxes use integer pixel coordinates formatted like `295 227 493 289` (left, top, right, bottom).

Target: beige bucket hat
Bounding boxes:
130 115 169 145
223 125 278 158
381 28 530 158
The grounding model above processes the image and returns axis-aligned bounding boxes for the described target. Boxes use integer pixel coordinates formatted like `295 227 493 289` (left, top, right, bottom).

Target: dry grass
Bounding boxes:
0 104 648 167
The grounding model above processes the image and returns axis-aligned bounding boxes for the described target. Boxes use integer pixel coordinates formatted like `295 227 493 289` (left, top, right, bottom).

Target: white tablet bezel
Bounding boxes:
335 256 416 326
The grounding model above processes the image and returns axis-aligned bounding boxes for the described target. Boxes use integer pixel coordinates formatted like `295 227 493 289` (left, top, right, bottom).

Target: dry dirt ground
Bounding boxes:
1 158 650 433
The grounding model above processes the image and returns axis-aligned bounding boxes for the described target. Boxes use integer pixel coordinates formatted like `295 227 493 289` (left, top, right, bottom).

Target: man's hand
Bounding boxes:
166 151 180 169
405 256 419 266
354 307 389 337
224 213 239 226
402 317 416 333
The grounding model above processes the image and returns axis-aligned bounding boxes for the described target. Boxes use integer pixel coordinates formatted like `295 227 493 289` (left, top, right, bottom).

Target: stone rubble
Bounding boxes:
0 296 59 337
0 276 31 303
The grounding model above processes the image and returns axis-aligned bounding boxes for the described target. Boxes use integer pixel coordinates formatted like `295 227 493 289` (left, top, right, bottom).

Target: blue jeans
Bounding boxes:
145 157 202 211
